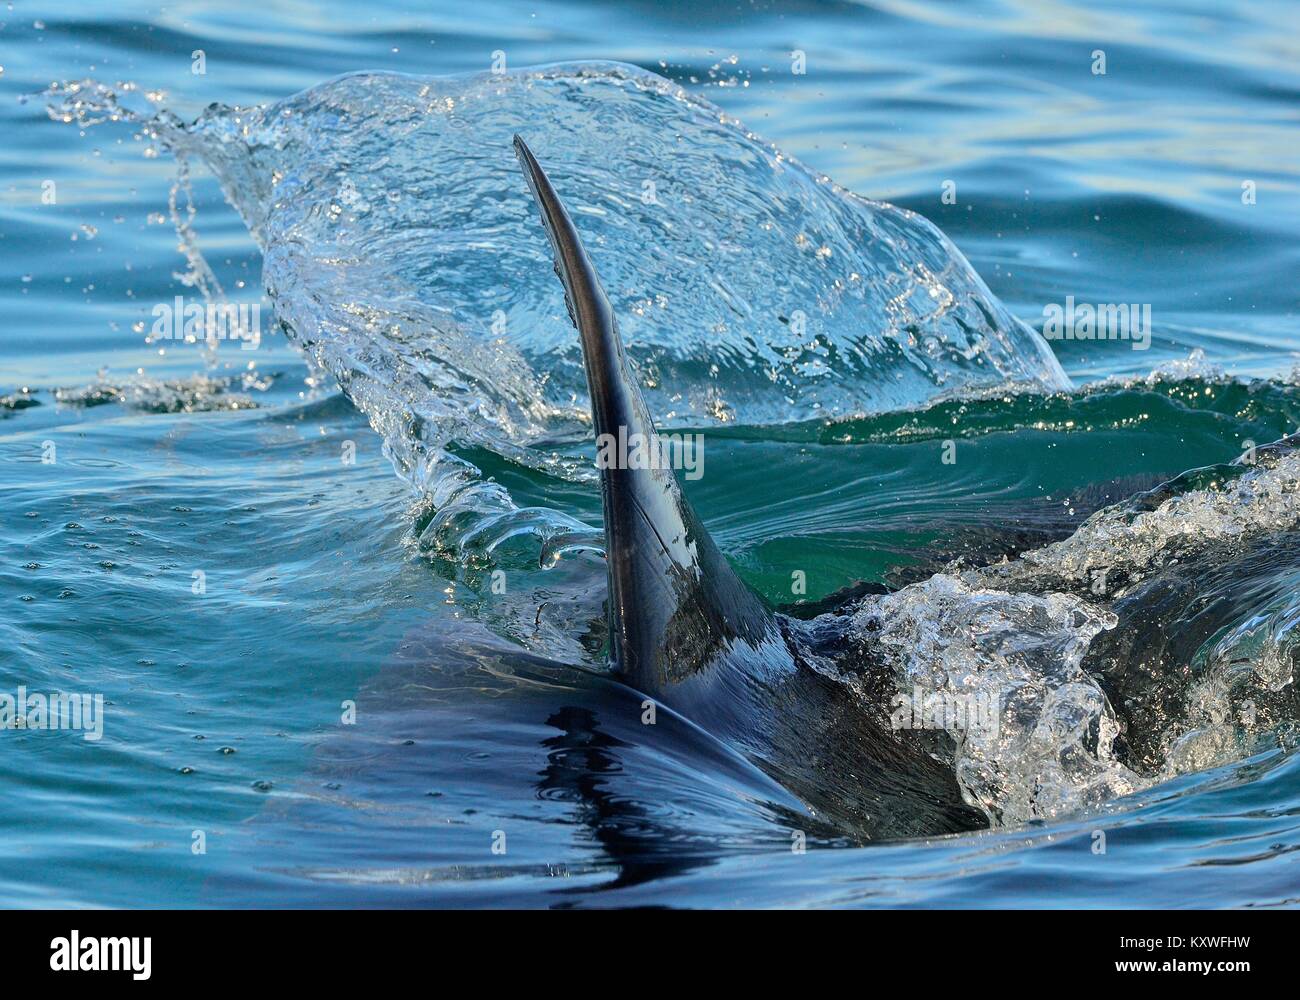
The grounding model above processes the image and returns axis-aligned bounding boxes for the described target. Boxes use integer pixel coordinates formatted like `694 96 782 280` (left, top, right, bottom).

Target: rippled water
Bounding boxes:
3 1 1299 907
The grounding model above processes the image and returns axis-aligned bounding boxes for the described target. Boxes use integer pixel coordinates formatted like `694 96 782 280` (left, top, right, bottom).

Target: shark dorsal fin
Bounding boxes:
513 136 784 703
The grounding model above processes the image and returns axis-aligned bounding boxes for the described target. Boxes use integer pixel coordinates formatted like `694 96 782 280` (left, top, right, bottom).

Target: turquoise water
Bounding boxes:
2 1 1299 907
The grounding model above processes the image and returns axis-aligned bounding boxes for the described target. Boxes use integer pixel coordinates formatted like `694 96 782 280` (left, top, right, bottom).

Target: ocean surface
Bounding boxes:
2 0 1299 907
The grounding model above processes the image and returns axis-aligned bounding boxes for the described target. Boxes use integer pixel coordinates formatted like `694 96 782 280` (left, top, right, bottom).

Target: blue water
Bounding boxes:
2 0 1299 907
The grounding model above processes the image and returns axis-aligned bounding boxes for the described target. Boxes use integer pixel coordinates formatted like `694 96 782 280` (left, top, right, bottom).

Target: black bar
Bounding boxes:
0 909 1284 985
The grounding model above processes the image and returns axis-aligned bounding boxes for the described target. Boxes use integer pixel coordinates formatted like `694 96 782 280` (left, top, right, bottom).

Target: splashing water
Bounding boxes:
853 575 1140 825
981 450 1300 590
51 372 268 413
47 64 1068 559
847 448 1300 825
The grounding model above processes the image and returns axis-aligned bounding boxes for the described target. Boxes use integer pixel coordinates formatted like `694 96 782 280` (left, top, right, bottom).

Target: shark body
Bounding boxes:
514 136 986 838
